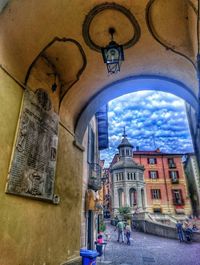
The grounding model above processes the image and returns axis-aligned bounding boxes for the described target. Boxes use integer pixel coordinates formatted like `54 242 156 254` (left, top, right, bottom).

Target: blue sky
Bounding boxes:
100 90 194 167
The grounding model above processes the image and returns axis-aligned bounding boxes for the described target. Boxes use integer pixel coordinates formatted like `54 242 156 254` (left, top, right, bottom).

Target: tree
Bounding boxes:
117 206 131 221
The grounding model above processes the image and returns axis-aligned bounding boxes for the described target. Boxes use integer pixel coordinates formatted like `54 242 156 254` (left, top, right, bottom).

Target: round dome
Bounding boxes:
111 158 144 171
117 137 133 149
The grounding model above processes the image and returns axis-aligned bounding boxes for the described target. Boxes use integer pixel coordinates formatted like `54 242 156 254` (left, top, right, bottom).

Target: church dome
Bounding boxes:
111 158 144 171
117 137 133 149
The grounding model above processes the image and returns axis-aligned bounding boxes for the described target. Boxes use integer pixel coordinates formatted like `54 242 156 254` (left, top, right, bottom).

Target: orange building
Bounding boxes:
133 149 192 216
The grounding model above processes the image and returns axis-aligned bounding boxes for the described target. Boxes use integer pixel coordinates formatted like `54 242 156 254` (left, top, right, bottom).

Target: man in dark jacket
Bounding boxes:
176 221 184 242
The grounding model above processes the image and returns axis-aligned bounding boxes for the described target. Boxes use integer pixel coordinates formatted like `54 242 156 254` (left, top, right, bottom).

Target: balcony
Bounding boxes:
173 199 184 206
88 163 102 191
171 178 179 184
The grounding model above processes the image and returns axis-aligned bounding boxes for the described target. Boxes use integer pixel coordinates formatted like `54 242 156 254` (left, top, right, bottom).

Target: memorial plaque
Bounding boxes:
6 88 59 203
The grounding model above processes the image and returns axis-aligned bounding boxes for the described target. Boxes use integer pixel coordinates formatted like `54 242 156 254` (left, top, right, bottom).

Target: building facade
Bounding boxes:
184 153 200 217
81 107 109 250
133 149 192 216
110 134 146 214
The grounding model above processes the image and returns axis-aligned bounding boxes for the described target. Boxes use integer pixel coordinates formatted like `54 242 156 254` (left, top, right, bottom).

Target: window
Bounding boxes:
153 208 162 213
169 171 179 183
126 149 129 156
118 172 124 181
127 172 132 180
168 158 176 168
151 189 161 199
148 158 157 164
116 173 119 181
139 172 143 181
149 171 159 179
172 189 184 205
129 188 137 206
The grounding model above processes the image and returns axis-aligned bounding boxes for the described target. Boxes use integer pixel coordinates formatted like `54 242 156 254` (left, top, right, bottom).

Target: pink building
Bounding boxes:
133 149 192 215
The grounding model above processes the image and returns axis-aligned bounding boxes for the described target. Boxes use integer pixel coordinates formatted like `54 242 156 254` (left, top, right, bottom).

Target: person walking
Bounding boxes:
125 224 131 245
176 220 184 242
115 220 125 243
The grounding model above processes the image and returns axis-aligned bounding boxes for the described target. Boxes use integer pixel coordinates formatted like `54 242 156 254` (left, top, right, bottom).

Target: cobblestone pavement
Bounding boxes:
96 221 200 265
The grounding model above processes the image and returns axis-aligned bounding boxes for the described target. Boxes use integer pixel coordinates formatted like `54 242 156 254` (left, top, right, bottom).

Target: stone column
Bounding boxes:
113 186 118 209
137 187 142 209
125 185 129 206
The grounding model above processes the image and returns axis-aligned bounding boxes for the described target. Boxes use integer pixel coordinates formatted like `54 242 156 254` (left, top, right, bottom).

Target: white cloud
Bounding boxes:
100 90 193 167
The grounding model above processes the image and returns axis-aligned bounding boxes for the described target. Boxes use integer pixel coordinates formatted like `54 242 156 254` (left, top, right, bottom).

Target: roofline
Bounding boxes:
133 152 187 156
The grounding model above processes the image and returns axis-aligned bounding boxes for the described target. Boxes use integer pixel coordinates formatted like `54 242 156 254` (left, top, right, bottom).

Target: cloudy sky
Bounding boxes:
100 90 194 167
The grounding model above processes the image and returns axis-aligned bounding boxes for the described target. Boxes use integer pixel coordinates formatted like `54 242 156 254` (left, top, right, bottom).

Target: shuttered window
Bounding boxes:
151 189 161 199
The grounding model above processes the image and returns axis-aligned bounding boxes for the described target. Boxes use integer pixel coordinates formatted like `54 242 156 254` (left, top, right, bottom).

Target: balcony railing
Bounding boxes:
88 163 102 191
171 179 179 184
173 199 184 206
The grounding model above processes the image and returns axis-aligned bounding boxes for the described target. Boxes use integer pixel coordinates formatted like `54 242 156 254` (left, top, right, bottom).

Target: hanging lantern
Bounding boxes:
101 28 124 74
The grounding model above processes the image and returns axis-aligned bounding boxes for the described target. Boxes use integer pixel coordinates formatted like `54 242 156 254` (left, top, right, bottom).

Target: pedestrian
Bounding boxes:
96 232 103 256
183 222 193 243
125 224 131 245
192 224 198 231
115 220 125 243
176 220 184 242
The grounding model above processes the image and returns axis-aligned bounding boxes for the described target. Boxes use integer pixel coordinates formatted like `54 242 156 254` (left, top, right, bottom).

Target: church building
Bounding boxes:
110 132 146 214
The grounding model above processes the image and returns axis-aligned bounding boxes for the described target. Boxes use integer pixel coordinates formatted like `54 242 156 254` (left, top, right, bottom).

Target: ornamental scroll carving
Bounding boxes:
6 88 59 203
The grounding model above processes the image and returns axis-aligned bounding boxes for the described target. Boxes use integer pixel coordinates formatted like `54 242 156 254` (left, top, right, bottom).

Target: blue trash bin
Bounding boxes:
80 249 99 265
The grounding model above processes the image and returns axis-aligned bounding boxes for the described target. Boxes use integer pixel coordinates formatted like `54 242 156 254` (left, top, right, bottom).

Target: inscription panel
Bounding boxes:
6 89 59 202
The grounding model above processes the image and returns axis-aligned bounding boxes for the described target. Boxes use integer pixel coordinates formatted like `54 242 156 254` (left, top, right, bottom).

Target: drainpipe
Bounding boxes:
161 155 170 213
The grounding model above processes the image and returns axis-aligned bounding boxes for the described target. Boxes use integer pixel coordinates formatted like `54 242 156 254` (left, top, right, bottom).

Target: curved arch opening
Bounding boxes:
129 188 137 207
75 75 198 145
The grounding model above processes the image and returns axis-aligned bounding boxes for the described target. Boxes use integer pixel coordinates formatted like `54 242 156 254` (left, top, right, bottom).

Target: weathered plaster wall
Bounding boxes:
0 65 83 264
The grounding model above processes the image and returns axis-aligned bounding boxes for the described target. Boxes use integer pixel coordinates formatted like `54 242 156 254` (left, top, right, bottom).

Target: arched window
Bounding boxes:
129 188 137 206
118 188 124 207
126 149 129 156
116 173 118 181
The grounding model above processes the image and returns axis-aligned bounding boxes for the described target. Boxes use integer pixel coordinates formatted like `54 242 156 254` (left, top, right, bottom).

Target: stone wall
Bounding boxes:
132 219 200 242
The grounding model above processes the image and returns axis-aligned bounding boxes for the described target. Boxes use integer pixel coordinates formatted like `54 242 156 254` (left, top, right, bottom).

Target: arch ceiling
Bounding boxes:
0 0 199 141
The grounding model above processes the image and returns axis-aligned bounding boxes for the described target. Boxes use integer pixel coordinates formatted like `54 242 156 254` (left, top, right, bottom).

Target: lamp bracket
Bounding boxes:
109 27 116 40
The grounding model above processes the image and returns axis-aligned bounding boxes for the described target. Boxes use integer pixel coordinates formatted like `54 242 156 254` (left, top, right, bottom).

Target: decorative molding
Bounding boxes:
24 37 87 110
188 0 198 15
73 140 85 152
146 0 197 70
59 121 75 137
0 64 26 90
82 2 141 52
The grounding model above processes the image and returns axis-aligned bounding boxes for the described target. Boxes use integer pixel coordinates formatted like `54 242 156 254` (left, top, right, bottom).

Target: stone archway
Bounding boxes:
75 75 198 145
129 188 137 207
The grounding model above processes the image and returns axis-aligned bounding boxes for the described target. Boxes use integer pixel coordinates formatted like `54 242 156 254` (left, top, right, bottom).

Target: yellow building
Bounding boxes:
0 1 200 264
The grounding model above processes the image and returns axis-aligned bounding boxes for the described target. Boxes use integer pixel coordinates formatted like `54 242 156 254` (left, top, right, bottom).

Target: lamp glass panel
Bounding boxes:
106 48 120 63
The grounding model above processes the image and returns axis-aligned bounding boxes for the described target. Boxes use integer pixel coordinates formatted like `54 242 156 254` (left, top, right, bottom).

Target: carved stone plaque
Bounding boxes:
6 89 59 203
